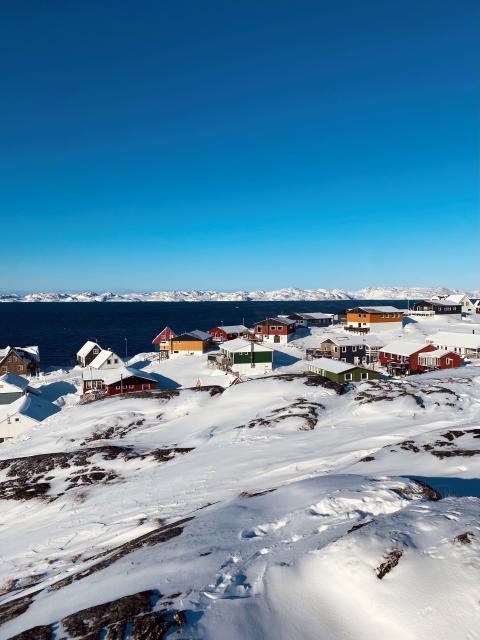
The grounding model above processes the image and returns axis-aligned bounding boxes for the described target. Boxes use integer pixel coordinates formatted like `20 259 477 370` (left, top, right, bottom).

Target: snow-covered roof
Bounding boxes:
308 358 357 374
0 346 12 359
418 349 455 360
16 345 40 362
0 372 31 393
0 393 60 424
318 334 386 348
89 349 123 369
349 306 403 314
426 331 480 349
77 340 101 358
82 366 158 385
210 325 248 334
257 317 296 326
443 294 468 304
220 338 273 353
288 312 333 320
380 340 429 357
190 329 212 341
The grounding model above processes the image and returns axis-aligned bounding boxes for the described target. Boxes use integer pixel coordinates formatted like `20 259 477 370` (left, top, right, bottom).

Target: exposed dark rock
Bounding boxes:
454 532 475 544
347 520 373 533
8 624 53 640
376 549 403 579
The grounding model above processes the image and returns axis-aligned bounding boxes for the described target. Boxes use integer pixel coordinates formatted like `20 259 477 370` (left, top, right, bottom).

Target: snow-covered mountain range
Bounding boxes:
0 286 477 302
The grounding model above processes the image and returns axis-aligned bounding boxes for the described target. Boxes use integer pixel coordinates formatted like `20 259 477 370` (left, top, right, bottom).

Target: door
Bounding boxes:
274 335 280 343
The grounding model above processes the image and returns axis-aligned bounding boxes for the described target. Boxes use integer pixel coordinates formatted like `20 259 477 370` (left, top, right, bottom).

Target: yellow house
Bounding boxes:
169 330 213 356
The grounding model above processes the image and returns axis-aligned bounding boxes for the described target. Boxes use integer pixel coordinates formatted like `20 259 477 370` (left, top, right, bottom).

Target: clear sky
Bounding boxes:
1 0 479 292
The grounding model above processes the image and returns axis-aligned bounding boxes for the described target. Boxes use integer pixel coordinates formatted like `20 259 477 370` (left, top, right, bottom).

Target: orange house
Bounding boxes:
168 330 213 356
346 306 404 333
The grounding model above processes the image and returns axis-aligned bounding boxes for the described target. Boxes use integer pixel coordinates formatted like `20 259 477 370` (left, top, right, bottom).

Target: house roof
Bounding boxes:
82 366 158 385
288 312 333 320
443 294 468 304
0 346 12 359
256 317 296 326
308 357 358 374
380 340 430 357
77 340 101 358
210 325 248 334
16 346 40 362
152 327 177 344
89 349 123 369
426 331 480 349
348 306 403 314
318 334 386 348
220 338 273 353
190 329 212 341
0 372 37 394
0 393 60 424
418 349 456 360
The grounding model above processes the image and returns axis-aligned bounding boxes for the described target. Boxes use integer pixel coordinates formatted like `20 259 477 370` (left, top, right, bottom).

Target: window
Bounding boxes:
93 348 99 354
107 359 112 364
15 417 20 422
344 373 352 381
352 346 357 352
114 359 119 363
446 358 452 365
341 346 346 352
257 327 262 333
361 372 368 380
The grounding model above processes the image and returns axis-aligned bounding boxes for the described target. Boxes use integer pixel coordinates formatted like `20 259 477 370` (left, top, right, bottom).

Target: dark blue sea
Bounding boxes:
0 300 409 368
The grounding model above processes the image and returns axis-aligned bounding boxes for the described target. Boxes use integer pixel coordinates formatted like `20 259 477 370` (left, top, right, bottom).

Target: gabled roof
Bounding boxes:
16 346 40 362
89 349 123 369
209 325 248 334
348 306 403 314
308 357 359 374
152 327 177 344
77 340 101 358
82 366 158 386
426 331 480 349
380 340 430 357
256 317 296 326
443 294 468 304
318 334 386 348
0 393 60 424
418 349 457 359
220 338 273 353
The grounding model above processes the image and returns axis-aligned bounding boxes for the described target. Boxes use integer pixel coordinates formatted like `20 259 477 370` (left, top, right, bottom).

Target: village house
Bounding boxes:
307 357 379 383
410 300 462 317
82 366 158 396
0 373 39 405
306 334 385 366
426 331 480 359
417 349 463 371
475 300 480 314
253 317 296 344
209 338 273 376
379 340 438 374
285 312 334 328
345 307 404 333
0 346 40 376
88 349 124 370
152 327 177 353
431 294 475 313
76 341 102 367
168 330 213 356
208 325 248 342
0 394 60 443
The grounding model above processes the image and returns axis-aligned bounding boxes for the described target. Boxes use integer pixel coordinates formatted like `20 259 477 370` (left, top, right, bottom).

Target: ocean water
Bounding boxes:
0 300 409 368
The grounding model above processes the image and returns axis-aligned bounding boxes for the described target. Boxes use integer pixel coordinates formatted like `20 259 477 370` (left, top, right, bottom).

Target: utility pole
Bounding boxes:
125 337 128 360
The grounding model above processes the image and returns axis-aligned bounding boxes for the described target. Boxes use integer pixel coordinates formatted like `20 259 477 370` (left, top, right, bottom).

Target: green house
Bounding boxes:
307 357 379 383
218 338 273 376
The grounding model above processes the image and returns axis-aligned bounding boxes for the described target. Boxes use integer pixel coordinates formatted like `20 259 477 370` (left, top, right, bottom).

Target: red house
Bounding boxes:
253 317 296 345
208 324 248 342
82 367 158 396
417 349 463 372
152 327 177 351
379 340 438 374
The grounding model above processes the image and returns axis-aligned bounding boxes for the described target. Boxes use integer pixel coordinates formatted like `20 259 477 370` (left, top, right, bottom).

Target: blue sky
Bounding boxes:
1 0 478 292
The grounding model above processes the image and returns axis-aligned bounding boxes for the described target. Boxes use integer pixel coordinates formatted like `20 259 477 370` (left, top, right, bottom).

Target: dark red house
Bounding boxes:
208 324 248 342
417 349 463 372
379 340 438 374
82 367 158 396
152 327 177 351
253 317 296 345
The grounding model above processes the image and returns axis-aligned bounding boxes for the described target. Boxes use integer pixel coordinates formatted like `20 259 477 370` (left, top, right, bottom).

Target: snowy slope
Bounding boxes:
1 317 480 638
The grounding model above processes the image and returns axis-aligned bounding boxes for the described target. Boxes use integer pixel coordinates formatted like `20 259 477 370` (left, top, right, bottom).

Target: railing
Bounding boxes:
406 310 435 317
344 326 370 334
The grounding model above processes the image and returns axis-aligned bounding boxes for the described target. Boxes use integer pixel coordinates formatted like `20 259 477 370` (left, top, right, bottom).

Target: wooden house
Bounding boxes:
169 330 213 356
346 307 404 333
253 317 296 344
0 373 39 405
76 341 102 367
426 331 480 359
417 349 463 371
0 394 60 443
82 367 158 396
306 334 385 365
152 327 177 352
208 325 248 342
379 340 437 374
411 300 462 316
0 346 40 377
285 312 333 328
210 339 273 376
307 357 379 383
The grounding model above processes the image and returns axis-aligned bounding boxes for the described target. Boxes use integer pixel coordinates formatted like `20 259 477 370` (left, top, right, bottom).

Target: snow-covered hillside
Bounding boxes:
0 286 478 302
1 316 480 639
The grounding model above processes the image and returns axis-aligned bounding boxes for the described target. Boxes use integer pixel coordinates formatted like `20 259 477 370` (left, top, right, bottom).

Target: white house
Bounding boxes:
426 331 480 359
216 338 273 376
442 294 476 313
88 349 124 370
0 373 39 405
0 394 60 442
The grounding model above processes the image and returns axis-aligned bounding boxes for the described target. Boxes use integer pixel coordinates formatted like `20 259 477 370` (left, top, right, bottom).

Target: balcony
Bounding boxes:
344 326 370 334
